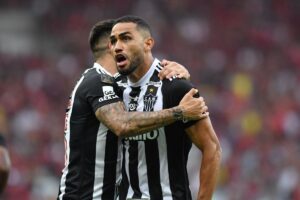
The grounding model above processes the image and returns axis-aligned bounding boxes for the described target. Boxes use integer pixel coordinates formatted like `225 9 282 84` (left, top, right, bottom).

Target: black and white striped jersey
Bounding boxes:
57 63 123 200
118 58 198 200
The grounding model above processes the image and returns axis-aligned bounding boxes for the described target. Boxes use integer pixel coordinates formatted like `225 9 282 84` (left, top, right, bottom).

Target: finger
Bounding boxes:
158 68 168 80
186 88 198 97
181 88 196 102
200 106 208 112
166 71 177 79
158 71 163 80
199 112 209 119
160 68 176 80
161 59 169 66
177 74 183 78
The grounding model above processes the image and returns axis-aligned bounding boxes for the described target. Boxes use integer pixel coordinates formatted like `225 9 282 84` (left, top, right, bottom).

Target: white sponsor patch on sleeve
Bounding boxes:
99 86 119 102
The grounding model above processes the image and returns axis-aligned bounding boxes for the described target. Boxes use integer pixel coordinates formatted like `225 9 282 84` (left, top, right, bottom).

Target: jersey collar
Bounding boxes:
128 58 160 87
93 62 116 77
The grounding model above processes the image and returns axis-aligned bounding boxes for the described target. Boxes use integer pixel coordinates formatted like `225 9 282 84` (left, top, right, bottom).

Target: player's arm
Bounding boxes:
95 88 208 137
0 134 11 194
158 59 190 80
185 117 221 200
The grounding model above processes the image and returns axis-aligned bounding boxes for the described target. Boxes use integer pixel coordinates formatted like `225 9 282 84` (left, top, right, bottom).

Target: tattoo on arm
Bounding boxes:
96 101 183 137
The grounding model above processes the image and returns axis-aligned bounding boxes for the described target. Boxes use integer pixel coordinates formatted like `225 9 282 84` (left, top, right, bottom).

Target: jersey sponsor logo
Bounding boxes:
146 80 162 87
99 86 119 102
125 130 159 141
128 103 137 111
128 96 139 111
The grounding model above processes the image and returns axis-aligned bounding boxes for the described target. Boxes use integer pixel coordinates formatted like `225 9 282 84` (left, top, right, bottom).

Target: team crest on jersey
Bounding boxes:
143 93 157 111
99 86 118 102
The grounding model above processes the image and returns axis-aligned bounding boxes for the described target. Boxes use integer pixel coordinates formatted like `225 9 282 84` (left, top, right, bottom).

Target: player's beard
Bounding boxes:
118 52 144 76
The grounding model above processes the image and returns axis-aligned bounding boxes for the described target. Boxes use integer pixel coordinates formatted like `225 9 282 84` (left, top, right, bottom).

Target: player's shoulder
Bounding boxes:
162 78 193 91
81 67 115 86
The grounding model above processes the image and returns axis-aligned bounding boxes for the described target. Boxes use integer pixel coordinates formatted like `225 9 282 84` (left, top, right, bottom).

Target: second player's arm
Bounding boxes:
96 88 208 137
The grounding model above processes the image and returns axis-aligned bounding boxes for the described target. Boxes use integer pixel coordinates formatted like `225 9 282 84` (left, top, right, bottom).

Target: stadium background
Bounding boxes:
0 0 300 199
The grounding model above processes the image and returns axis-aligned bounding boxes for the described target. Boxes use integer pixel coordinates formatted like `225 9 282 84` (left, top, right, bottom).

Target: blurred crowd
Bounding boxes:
0 0 300 199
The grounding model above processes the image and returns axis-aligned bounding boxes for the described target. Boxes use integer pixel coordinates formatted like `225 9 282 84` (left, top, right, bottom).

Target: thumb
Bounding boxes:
186 88 198 97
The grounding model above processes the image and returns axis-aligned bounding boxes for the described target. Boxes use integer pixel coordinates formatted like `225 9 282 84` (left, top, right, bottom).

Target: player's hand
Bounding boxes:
179 88 209 121
158 59 191 80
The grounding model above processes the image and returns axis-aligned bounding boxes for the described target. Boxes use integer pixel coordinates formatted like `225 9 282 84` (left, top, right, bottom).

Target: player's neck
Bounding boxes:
128 55 154 83
96 54 118 76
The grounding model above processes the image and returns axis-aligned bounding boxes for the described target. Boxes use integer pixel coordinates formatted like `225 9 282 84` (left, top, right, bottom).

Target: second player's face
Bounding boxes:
110 22 146 76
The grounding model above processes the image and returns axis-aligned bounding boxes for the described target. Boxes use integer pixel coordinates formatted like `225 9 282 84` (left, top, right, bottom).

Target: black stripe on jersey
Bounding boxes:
156 64 163 70
144 138 162 199
63 119 99 199
161 78 194 200
143 71 163 199
128 87 142 198
165 130 192 200
129 141 142 198
101 130 119 199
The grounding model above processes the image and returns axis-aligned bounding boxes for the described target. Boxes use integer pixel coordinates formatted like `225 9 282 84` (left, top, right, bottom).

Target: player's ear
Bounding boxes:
144 37 154 51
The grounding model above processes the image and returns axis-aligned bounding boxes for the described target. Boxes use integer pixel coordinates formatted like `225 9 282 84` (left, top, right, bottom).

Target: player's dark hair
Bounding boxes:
89 19 115 59
114 15 152 36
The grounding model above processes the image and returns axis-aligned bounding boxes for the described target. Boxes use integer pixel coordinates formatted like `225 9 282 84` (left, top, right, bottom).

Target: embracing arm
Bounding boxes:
185 117 221 200
96 101 182 137
158 59 191 80
96 88 208 137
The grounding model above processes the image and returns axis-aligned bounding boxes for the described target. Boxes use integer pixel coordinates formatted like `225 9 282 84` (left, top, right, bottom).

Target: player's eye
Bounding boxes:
122 36 131 42
110 38 117 45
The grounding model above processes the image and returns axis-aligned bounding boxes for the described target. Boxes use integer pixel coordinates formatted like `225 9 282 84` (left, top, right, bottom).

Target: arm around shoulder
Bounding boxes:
95 101 180 137
95 92 207 138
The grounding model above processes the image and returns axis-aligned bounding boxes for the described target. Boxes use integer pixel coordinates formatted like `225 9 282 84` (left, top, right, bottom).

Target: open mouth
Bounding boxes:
115 54 127 67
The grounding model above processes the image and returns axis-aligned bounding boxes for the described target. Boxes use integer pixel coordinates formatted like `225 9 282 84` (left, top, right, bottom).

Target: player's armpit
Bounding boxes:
185 117 221 200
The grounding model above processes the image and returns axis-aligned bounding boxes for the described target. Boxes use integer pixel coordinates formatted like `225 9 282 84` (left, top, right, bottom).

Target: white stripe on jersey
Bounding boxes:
123 141 133 196
93 122 108 198
153 85 172 198
138 142 150 198
59 75 85 200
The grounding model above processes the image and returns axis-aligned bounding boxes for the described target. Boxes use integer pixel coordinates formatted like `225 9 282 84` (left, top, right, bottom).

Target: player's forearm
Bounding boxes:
197 143 221 200
114 106 183 137
97 102 184 137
